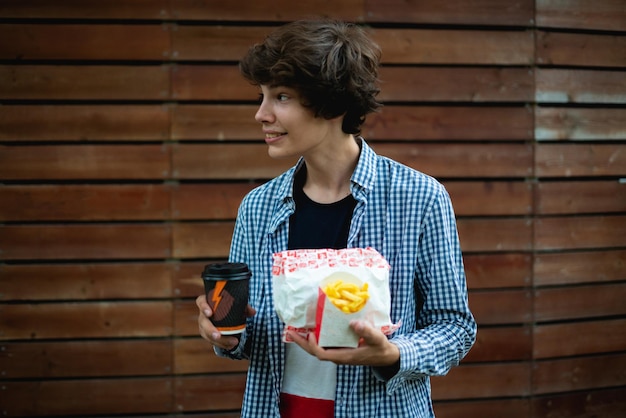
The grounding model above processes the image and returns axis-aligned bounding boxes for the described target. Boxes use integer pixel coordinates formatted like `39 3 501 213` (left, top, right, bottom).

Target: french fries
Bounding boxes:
323 280 369 313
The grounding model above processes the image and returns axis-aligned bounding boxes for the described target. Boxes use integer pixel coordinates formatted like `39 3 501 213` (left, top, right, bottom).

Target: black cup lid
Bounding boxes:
202 262 250 278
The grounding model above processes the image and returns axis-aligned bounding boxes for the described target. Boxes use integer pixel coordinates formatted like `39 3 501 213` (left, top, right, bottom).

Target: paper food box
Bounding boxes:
272 247 397 348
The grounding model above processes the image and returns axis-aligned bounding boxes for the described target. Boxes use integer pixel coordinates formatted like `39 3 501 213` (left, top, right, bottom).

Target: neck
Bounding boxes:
302 135 360 204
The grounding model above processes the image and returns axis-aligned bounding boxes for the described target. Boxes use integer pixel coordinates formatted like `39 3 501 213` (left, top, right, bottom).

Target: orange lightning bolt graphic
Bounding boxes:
212 281 227 312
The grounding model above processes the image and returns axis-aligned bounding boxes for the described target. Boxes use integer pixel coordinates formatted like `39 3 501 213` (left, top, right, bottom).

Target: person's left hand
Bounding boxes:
287 320 400 367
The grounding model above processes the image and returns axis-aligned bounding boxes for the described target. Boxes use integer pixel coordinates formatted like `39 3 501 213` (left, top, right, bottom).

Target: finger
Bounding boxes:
196 294 212 317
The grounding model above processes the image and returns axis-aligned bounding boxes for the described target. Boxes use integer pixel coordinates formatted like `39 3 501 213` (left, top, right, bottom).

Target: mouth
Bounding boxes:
264 131 286 144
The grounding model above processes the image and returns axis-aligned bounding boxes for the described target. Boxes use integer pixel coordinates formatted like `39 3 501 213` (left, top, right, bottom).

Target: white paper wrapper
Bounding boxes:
272 247 398 347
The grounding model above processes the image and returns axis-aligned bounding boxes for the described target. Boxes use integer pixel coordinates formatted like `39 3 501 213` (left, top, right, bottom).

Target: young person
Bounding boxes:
196 19 476 417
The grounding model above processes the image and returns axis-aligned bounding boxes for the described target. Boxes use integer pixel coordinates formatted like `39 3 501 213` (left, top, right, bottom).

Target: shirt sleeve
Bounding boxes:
379 185 477 394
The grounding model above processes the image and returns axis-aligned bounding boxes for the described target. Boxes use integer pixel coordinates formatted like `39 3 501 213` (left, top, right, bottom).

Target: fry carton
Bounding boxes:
272 247 398 347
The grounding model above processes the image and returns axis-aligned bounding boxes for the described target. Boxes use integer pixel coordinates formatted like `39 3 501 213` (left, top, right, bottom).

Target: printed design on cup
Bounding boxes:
208 280 234 322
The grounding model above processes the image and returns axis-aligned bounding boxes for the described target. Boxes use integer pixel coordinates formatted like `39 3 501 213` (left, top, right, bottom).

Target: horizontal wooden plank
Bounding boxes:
170 0 363 21
174 338 248 374
445 181 533 216
535 108 626 140
0 24 171 61
372 143 533 178
463 253 532 289
435 398 530 418
536 0 626 32
0 262 172 301
0 301 172 340
174 261 215 297
172 183 258 220
0 224 171 261
172 64 256 101
379 67 534 103
365 105 533 141
172 25 272 61
0 181 253 222
458 218 533 252
0 184 171 222
0 0 169 19
469 290 532 325
463 326 531 362
531 387 626 418
536 180 626 215
0 377 173 416
536 31 626 67
0 340 172 378
431 362 531 399
0 144 170 180
371 28 534 65
365 0 534 26
0 105 170 142
536 144 626 177
534 249 626 286
175 300 202 336
172 222 234 259
536 69 626 104
533 353 626 394
535 215 626 251
534 318 626 359
172 104 259 140
0 65 170 100
534 282 626 322
172 144 296 180
175 374 247 412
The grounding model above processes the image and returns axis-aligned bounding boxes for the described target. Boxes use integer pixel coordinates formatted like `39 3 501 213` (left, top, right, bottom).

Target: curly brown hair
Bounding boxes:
239 19 382 135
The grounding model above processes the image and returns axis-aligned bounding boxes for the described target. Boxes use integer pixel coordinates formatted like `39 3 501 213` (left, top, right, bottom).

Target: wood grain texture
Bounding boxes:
0 105 170 141
536 181 626 215
534 249 626 286
534 318 626 359
0 378 173 416
532 353 626 394
535 144 626 177
0 301 173 340
0 24 171 61
536 31 626 67
365 0 534 26
534 282 626 322
536 0 626 32
0 340 173 378
0 262 173 300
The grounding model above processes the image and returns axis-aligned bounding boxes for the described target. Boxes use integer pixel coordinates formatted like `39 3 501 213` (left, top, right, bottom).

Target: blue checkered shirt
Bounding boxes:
218 139 476 417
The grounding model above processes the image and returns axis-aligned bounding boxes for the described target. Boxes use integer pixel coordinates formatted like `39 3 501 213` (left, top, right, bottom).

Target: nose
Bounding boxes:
255 97 274 124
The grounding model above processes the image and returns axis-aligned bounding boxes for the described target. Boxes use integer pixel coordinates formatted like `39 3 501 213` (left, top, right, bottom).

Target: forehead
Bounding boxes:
260 84 300 95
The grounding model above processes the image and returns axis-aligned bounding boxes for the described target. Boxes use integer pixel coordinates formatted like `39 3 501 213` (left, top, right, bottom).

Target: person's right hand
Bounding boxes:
196 294 256 351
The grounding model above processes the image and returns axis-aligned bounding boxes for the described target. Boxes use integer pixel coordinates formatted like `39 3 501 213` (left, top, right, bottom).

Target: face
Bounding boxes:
255 85 340 160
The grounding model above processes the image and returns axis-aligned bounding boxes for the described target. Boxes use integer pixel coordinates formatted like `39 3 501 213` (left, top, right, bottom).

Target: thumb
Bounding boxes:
351 320 380 344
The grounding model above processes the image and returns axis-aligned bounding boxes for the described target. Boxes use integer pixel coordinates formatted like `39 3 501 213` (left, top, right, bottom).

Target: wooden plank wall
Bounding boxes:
0 1 625 416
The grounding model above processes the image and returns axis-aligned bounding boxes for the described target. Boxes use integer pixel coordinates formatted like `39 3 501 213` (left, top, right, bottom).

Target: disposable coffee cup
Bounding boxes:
202 262 251 335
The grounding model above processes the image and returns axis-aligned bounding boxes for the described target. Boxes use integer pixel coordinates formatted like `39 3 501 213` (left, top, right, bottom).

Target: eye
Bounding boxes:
277 93 289 101
257 93 264 103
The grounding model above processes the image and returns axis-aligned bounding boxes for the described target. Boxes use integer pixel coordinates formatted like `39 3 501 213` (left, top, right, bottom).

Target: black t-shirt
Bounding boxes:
288 167 357 250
